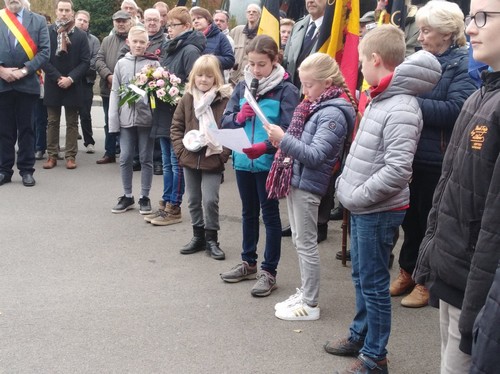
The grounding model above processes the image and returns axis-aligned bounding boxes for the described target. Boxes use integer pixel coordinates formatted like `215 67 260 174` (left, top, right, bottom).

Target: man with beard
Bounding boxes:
0 0 50 186
42 0 89 170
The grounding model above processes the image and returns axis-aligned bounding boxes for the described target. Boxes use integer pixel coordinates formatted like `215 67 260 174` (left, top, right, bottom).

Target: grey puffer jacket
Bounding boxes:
280 98 355 197
336 50 441 214
109 53 160 133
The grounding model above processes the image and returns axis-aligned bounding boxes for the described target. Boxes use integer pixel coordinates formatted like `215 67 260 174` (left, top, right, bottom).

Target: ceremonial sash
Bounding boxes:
0 8 37 60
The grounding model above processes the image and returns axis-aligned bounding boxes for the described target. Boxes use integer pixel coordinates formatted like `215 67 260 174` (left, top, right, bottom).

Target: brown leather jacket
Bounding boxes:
171 86 232 172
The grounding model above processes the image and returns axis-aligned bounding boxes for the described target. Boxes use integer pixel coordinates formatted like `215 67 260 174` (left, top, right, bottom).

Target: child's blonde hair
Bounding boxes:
128 25 148 39
299 53 358 112
358 24 405 70
187 55 224 94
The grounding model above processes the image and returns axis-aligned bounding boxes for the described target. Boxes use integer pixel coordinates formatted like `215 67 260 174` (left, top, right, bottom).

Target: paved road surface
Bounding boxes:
0 105 440 373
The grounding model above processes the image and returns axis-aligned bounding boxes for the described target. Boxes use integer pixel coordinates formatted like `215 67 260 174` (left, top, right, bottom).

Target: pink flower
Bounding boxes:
162 70 170 79
156 88 166 98
170 74 181 84
156 79 165 87
137 74 148 85
155 49 161 56
169 86 179 97
148 81 156 89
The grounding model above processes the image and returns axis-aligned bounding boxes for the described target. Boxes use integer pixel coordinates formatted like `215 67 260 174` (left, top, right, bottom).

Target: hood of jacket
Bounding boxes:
375 50 441 102
205 23 221 38
164 30 206 55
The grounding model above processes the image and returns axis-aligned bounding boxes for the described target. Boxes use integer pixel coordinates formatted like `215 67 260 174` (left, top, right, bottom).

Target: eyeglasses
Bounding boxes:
166 23 183 28
465 11 500 28
145 18 160 23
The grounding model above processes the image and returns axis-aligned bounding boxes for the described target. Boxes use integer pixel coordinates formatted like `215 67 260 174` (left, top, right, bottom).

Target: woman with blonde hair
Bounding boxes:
390 0 477 308
266 52 357 320
170 55 232 260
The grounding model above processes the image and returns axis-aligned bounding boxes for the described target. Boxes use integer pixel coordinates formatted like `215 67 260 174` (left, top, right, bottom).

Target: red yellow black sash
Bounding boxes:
0 8 37 59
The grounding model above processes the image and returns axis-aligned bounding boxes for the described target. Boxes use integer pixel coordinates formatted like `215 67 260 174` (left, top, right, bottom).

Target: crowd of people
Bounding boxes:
1 0 499 373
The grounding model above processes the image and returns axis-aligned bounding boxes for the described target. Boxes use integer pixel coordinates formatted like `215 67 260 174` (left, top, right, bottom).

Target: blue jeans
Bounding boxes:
235 170 281 275
160 137 184 206
102 96 116 157
349 210 406 361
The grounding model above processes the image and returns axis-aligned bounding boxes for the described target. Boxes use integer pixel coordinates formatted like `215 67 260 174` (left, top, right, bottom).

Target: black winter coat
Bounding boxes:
150 30 206 139
470 263 500 374
414 71 500 355
43 25 90 107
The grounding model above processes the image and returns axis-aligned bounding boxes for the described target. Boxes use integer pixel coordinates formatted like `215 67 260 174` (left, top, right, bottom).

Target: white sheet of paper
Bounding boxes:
244 88 271 126
209 128 251 154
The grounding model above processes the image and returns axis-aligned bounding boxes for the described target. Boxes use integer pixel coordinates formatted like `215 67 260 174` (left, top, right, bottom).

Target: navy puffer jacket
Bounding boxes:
204 23 235 71
413 46 477 171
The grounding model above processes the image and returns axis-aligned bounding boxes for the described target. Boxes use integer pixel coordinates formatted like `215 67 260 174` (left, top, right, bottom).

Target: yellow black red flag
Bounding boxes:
317 0 360 94
257 0 281 47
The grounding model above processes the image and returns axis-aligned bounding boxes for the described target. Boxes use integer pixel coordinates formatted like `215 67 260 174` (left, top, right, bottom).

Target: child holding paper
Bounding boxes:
220 35 299 297
266 53 357 320
170 55 232 260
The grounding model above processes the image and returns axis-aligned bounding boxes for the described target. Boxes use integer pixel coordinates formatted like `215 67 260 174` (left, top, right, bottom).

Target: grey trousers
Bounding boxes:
119 126 153 197
286 186 321 305
183 167 222 231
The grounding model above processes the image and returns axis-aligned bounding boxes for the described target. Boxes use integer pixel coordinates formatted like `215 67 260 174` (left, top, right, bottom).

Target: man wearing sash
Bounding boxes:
0 0 50 186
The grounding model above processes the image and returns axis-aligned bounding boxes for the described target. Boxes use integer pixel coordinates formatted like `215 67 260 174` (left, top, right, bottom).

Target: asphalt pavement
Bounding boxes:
0 103 440 373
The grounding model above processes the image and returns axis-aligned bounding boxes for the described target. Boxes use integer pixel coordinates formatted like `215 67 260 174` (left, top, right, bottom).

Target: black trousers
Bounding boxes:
79 82 95 147
0 91 37 177
399 168 442 273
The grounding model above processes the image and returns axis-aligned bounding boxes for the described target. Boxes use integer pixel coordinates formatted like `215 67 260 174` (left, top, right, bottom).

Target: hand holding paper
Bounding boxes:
236 102 255 124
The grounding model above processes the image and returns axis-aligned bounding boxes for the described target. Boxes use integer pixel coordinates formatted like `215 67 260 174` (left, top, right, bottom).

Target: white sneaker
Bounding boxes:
86 144 95 154
274 288 303 311
275 300 320 321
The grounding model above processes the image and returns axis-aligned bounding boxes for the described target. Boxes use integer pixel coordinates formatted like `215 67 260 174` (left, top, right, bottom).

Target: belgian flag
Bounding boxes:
257 0 281 47
377 0 407 30
317 0 360 95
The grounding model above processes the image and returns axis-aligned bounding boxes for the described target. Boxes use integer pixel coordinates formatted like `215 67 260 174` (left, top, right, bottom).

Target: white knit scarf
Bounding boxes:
192 87 222 157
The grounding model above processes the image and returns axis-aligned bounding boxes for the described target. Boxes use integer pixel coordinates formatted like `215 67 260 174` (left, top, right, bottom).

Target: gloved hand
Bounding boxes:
242 142 267 159
236 103 255 124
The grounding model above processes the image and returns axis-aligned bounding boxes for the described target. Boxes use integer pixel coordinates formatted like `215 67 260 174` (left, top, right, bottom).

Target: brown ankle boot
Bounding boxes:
390 268 415 296
401 284 429 308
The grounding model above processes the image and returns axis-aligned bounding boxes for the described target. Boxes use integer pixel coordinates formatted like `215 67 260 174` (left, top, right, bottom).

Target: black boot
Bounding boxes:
329 205 344 221
317 223 328 243
205 230 225 260
180 226 206 254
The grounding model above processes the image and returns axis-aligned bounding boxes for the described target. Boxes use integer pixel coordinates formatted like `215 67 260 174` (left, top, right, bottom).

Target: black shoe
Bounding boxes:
330 206 344 221
0 173 12 186
336 250 351 261
22 174 36 187
138 197 152 215
317 223 328 243
206 240 225 260
281 225 292 237
132 160 141 171
153 163 163 175
324 337 364 357
180 237 206 254
111 195 135 213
